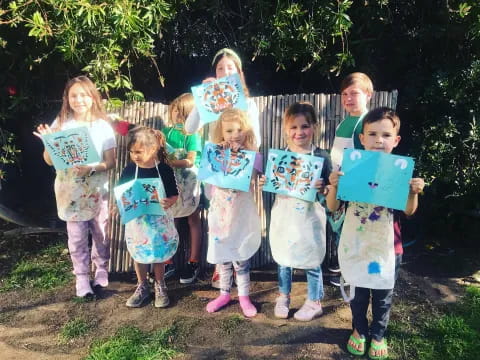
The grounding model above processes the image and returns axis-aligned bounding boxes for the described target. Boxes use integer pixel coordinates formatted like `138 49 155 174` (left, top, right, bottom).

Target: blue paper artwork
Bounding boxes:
337 149 415 210
191 73 248 124
42 127 100 170
114 178 167 224
197 143 256 192
263 149 324 202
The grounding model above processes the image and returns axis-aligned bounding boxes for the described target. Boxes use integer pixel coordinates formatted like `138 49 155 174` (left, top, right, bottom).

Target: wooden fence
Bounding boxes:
107 90 398 273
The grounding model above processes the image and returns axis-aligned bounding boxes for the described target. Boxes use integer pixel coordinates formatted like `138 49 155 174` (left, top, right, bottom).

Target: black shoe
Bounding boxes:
164 264 176 280
329 275 348 287
179 262 200 284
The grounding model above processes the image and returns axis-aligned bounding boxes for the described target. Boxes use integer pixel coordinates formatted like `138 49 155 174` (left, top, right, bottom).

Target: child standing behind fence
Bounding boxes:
185 48 262 288
162 93 203 284
327 72 374 286
117 127 179 308
326 108 424 359
34 76 116 298
205 108 261 317
261 102 332 321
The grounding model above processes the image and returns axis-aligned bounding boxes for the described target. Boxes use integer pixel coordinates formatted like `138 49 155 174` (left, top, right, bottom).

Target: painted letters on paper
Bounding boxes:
114 178 166 224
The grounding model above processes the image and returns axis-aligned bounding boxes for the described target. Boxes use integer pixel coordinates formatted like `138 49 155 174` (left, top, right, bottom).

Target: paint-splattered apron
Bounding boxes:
207 187 261 264
124 164 179 264
165 128 200 218
55 169 107 221
269 196 326 269
269 145 327 269
338 202 395 290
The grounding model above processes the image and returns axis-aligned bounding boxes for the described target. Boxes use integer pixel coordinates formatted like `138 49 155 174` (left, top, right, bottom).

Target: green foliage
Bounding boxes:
85 325 178 360
1 0 180 97
253 0 354 73
0 243 73 292
389 286 480 360
60 317 94 342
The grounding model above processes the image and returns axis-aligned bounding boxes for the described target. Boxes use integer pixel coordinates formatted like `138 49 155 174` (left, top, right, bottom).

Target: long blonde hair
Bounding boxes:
167 93 195 127
212 109 257 151
57 76 106 127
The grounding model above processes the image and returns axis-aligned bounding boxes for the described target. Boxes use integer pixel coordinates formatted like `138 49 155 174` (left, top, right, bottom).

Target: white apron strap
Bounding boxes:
340 276 356 303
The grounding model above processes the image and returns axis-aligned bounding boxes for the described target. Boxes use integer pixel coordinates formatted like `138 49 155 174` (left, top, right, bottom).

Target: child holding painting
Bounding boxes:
205 108 261 318
162 93 203 284
184 48 262 288
34 76 116 298
326 108 424 359
261 102 332 321
117 126 179 308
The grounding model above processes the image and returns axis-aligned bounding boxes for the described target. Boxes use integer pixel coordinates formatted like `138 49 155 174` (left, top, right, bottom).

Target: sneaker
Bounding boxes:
328 257 341 273
76 275 94 297
164 264 176 280
126 281 151 308
294 300 323 321
93 269 109 288
274 295 290 319
211 267 220 289
154 281 170 308
180 262 200 284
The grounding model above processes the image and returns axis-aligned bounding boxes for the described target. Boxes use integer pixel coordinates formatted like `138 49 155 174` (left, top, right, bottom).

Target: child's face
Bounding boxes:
215 56 238 79
359 119 400 153
341 85 371 116
129 143 158 168
221 120 246 146
68 83 93 118
171 106 181 124
285 115 314 150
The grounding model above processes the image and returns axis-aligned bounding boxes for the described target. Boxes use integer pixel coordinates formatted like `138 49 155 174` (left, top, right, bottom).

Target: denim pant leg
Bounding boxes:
306 266 324 301
278 265 293 296
350 287 371 338
370 254 402 341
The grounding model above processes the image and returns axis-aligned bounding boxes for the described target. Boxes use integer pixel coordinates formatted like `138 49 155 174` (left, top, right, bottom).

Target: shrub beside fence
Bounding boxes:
107 91 398 273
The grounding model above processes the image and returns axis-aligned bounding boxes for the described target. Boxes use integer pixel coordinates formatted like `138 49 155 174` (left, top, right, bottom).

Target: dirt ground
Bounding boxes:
0 251 472 360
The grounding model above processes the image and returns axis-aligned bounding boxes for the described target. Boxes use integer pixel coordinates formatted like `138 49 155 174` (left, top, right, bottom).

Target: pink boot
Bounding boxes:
75 275 93 297
206 294 231 313
239 296 257 317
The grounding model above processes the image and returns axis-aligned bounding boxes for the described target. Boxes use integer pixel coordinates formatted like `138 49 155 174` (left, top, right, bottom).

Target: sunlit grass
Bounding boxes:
390 286 480 360
0 243 72 292
85 325 179 360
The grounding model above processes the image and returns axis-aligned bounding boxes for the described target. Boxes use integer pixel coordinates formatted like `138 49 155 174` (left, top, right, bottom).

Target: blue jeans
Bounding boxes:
350 254 402 341
278 265 324 301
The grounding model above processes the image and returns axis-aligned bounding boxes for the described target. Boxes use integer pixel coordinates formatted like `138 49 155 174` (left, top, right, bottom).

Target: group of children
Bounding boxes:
35 48 424 360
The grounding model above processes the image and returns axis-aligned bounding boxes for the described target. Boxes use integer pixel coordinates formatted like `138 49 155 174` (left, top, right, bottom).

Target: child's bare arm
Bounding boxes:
404 178 424 216
326 171 343 211
33 124 54 166
160 196 178 210
170 151 196 168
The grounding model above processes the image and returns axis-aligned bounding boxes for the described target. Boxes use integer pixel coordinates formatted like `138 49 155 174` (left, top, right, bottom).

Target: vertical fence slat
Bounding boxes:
107 91 398 272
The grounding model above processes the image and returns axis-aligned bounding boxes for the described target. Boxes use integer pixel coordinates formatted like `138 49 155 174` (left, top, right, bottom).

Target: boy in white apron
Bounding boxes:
326 108 424 359
328 73 373 286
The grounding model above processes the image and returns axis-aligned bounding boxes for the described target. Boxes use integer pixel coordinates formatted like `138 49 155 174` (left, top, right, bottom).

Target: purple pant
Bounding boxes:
66 200 110 276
